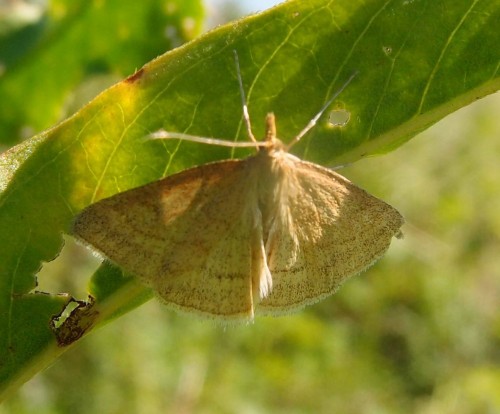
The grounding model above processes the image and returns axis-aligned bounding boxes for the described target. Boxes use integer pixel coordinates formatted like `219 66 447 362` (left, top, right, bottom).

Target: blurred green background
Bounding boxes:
1 1 499 413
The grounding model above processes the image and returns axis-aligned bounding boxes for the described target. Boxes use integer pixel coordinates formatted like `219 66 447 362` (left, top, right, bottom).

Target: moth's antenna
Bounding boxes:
286 71 358 150
148 131 267 147
233 50 257 142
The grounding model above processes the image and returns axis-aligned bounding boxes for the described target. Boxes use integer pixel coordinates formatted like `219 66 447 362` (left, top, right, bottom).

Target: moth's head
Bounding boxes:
261 112 285 152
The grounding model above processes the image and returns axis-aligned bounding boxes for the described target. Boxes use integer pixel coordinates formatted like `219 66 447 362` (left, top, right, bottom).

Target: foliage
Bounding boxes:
0 0 499 411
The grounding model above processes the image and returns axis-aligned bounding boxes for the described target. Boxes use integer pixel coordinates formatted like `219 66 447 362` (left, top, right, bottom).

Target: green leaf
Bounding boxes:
0 0 498 400
0 0 204 144
0 0 203 399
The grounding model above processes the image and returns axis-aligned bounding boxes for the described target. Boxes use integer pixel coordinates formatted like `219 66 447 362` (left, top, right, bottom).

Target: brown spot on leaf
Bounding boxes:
125 68 145 83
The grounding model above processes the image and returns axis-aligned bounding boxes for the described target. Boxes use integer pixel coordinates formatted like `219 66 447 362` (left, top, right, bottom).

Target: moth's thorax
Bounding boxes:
251 136 298 246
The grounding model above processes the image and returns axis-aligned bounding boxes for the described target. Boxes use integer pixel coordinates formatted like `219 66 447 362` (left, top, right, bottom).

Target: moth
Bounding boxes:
72 52 404 320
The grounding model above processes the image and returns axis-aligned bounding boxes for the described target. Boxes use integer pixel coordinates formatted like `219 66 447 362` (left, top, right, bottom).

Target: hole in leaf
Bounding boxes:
328 109 351 127
36 235 101 300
